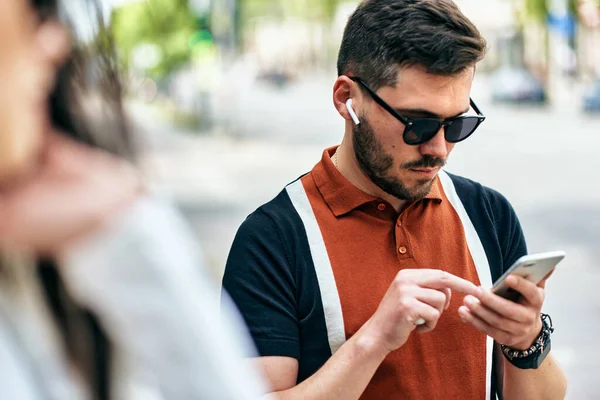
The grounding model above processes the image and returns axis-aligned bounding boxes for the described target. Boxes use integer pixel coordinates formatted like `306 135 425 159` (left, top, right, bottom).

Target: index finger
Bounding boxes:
415 270 479 296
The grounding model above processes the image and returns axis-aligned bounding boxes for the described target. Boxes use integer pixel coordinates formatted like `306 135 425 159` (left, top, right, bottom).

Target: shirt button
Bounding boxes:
398 246 407 254
378 203 386 211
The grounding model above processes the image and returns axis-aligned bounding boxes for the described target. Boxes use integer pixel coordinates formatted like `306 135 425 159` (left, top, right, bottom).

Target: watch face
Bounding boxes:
530 341 552 369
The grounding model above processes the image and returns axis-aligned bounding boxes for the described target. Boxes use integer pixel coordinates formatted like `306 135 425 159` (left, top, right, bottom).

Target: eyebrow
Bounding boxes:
394 107 470 120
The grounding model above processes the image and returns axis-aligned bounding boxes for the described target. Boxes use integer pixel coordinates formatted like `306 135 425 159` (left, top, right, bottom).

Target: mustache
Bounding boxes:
402 155 446 169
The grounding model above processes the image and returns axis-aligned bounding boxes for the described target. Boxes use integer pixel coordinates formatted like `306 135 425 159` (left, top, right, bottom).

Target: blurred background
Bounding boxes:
90 0 599 398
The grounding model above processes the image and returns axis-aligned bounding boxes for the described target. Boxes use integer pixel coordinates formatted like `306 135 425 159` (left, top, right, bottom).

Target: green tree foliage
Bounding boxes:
239 0 341 26
111 0 198 78
523 0 549 24
518 0 587 25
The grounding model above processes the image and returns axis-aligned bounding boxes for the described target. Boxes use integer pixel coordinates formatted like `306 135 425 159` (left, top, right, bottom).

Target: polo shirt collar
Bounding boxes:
311 147 443 217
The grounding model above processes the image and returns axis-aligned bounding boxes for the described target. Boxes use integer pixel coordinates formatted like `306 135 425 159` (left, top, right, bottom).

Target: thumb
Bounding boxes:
537 269 555 289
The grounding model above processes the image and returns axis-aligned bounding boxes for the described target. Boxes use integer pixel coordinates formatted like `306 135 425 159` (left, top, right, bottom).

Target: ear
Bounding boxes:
333 75 360 122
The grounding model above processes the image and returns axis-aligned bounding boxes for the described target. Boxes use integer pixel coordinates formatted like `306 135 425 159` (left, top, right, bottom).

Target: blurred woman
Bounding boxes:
0 1 266 399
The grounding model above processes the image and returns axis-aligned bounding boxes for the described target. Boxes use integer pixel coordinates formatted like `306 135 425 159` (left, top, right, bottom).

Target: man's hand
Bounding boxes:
459 273 553 350
361 269 479 354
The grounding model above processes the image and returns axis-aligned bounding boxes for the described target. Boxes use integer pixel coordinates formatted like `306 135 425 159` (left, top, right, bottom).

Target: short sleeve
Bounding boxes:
222 209 300 359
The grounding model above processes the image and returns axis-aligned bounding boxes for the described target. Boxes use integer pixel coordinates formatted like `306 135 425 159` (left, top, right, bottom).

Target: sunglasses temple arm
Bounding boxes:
470 98 485 117
368 91 411 125
354 78 411 125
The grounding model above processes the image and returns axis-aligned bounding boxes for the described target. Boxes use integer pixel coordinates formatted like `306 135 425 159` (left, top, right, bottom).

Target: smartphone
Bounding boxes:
492 251 565 301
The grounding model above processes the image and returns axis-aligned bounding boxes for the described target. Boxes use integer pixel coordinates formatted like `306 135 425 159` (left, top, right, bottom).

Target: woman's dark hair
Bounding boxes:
29 2 131 399
32 0 135 160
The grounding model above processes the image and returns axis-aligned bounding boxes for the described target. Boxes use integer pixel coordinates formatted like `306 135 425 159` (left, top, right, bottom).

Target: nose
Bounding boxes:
419 128 449 159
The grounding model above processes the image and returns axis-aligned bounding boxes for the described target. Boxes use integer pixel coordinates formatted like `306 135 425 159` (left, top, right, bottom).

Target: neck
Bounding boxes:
334 139 407 212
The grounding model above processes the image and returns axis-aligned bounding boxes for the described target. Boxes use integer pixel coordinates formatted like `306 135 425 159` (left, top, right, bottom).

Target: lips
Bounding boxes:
409 168 439 179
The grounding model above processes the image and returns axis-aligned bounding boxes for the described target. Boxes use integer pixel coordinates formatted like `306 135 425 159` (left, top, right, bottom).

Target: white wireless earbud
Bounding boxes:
346 98 361 125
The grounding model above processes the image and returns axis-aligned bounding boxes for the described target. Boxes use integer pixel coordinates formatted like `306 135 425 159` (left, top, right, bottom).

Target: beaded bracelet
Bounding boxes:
501 313 554 360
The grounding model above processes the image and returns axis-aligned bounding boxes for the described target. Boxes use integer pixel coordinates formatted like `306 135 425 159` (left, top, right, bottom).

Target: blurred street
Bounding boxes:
133 72 600 399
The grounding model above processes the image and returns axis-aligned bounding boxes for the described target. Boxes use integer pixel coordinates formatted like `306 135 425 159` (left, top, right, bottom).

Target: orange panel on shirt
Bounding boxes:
300 148 487 400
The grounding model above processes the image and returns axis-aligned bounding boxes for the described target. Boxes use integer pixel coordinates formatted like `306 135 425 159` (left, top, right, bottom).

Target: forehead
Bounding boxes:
377 66 474 118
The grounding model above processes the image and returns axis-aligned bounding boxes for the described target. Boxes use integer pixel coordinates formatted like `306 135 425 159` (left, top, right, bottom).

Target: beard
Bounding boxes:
352 115 446 202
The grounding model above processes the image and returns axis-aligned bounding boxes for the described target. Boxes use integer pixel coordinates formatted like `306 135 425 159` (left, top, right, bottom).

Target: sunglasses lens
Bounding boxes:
445 117 480 143
404 119 441 145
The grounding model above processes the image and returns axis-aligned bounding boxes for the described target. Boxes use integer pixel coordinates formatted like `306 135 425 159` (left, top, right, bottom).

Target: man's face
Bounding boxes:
352 66 474 201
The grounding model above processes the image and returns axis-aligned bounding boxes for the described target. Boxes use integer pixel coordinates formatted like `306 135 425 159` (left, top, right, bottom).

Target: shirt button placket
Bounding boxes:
395 216 410 259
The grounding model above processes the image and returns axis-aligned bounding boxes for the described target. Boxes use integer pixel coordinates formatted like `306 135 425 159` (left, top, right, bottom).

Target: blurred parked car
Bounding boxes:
583 80 600 113
256 69 293 89
490 66 547 104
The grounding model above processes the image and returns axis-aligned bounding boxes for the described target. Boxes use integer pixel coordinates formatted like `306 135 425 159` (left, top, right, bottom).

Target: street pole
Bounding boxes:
547 0 575 108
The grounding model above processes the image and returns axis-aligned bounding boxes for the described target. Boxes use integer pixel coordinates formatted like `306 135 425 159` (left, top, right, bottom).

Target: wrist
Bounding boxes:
512 317 544 351
501 313 554 370
353 320 393 361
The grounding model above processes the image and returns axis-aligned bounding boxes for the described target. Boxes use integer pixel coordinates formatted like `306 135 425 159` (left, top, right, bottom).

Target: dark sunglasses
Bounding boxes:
350 77 486 145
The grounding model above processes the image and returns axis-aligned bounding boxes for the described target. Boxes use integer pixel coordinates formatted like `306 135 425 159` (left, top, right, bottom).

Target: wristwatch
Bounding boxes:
501 313 554 370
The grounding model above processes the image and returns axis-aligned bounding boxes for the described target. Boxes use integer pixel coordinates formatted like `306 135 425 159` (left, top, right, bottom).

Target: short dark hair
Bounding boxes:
337 0 487 90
